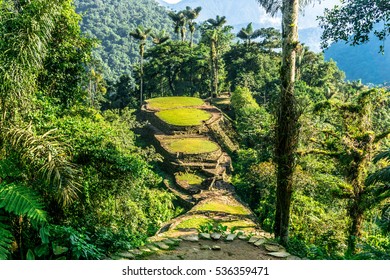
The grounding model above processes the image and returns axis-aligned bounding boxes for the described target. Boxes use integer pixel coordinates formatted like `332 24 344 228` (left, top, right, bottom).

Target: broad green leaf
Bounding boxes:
26 249 35 260
34 244 49 258
52 244 68 256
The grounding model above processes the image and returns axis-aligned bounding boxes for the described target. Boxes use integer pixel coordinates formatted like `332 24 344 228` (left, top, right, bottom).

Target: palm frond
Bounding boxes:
362 184 390 211
256 0 319 16
151 31 170 44
251 29 263 39
6 126 80 206
374 150 390 163
366 166 390 185
256 0 282 16
184 6 202 20
0 183 47 224
0 217 13 260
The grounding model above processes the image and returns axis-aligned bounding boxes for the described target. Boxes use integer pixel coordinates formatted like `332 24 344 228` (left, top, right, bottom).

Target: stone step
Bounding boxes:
162 180 196 207
173 161 217 169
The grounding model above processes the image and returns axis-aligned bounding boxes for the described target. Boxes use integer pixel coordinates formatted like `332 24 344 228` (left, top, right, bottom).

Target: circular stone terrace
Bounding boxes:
159 136 221 157
156 108 211 127
144 96 223 130
146 96 205 111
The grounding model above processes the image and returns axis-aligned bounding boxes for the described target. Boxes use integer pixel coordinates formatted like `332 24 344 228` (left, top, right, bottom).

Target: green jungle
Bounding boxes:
0 0 389 260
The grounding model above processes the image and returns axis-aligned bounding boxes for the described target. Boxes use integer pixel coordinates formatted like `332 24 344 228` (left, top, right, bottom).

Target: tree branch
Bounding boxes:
298 148 342 158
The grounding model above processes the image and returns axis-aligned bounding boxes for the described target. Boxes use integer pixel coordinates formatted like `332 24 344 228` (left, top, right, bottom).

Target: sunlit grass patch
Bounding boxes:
194 201 250 215
146 97 204 110
156 108 211 126
175 217 212 230
175 172 204 185
162 138 219 154
221 220 256 229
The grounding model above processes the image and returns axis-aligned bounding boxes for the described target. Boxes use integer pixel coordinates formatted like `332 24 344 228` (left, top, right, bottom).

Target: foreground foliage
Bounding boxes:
0 0 177 260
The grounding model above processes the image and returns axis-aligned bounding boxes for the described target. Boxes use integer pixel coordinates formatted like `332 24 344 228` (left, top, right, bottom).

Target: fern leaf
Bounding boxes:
0 218 13 260
0 183 47 224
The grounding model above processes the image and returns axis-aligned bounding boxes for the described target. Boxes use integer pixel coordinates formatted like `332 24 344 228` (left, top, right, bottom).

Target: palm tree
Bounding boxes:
168 11 187 41
129 26 152 106
151 30 170 45
0 2 82 259
184 6 202 48
258 27 282 52
237 23 262 47
204 16 229 99
255 0 317 246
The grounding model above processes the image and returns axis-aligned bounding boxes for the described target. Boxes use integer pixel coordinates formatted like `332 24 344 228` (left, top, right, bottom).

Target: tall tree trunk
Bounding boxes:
190 31 194 48
347 157 369 255
139 45 144 106
19 215 23 260
168 68 176 95
210 39 218 99
347 200 364 255
274 0 300 246
181 28 186 42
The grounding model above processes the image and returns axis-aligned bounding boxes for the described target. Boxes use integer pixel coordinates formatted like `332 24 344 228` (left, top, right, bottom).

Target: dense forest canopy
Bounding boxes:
0 0 389 261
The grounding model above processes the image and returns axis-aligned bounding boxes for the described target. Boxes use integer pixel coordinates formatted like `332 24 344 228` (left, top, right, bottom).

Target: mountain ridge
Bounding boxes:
157 0 389 85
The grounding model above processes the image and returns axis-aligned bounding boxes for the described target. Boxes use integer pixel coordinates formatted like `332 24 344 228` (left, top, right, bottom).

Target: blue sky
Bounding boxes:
162 0 341 27
162 0 340 17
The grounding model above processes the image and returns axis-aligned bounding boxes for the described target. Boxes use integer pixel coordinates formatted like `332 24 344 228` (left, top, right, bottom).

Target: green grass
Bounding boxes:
146 97 204 110
175 217 212 230
175 172 204 185
221 220 256 229
163 138 219 154
194 201 250 215
156 108 211 126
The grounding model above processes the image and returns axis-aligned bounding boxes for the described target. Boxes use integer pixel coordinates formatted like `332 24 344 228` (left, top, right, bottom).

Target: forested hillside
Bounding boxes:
0 0 177 260
160 0 390 85
75 0 173 80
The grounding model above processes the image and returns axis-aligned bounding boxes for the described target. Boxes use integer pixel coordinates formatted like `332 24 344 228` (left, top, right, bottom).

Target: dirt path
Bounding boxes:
146 239 286 260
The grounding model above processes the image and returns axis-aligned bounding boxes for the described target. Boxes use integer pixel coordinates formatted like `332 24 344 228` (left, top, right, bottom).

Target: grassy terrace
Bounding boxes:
194 201 250 215
162 138 219 154
174 216 255 231
175 172 204 185
175 216 212 230
156 108 212 126
146 97 204 110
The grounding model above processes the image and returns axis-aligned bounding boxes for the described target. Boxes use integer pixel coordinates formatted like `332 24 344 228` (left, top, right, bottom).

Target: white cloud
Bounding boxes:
299 0 340 28
162 0 182 3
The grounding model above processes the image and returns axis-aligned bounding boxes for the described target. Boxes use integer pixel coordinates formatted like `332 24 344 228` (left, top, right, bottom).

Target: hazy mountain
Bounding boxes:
157 0 337 52
158 0 389 85
324 37 390 85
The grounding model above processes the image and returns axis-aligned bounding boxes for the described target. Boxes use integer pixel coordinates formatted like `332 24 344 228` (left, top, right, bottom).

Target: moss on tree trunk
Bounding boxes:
274 0 300 246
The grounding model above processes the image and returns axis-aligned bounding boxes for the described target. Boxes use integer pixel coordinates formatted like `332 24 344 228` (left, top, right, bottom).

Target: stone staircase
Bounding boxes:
114 97 297 260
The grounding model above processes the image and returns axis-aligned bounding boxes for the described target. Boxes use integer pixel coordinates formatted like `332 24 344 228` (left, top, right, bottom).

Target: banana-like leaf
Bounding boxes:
34 244 49 258
52 244 68 256
26 249 35 260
